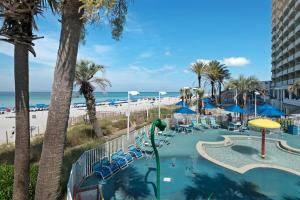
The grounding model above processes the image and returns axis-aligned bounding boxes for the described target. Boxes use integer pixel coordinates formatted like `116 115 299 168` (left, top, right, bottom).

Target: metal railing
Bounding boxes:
67 124 153 200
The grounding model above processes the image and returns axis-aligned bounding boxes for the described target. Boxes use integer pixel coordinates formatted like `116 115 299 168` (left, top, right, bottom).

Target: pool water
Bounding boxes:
82 129 300 200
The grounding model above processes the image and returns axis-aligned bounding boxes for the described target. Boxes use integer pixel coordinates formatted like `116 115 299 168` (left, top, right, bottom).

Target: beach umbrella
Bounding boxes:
201 98 211 103
259 108 285 117
257 104 275 112
175 101 188 107
36 104 48 109
203 103 215 109
174 107 196 114
225 105 245 113
249 118 281 159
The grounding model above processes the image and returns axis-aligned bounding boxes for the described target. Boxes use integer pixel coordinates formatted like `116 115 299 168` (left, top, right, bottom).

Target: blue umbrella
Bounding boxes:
174 107 196 114
36 104 48 109
258 104 274 112
203 103 215 109
225 105 245 113
175 101 188 107
259 108 285 117
201 98 211 103
0 107 6 111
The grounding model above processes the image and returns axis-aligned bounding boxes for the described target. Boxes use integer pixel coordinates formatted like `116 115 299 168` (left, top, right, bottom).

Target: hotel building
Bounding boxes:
271 0 300 113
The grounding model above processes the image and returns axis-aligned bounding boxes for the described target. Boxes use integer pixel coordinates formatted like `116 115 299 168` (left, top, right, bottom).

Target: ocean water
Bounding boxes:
0 92 179 107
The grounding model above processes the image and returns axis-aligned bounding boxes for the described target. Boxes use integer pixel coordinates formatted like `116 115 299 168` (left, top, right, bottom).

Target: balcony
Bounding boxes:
283 98 300 106
295 63 300 70
295 51 300 58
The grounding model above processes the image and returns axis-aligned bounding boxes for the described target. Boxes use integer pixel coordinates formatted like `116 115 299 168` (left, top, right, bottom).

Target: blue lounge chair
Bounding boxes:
142 132 163 147
209 117 220 128
200 118 210 128
92 161 112 180
135 136 154 154
192 120 202 130
101 157 120 174
111 153 128 169
128 144 143 159
116 149 134 163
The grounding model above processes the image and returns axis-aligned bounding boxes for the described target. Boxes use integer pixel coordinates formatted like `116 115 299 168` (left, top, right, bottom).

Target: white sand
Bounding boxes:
0 97 179 144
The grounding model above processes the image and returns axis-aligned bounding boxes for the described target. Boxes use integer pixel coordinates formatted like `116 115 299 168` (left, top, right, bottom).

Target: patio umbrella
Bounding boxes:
257 103 274 112
201 98 211 103
175 101 188 107
225 105 245 113
259 108 285 117
36 104 48 109
174 107 196 114
248 118 281 159
203 103 215 109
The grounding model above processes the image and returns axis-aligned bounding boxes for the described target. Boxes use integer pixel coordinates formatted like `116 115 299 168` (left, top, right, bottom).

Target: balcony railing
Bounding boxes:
283 98 300 106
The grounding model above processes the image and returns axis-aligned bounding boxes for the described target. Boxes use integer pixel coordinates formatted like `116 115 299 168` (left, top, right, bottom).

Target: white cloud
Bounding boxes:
164 51 172 56
93 44 112 54
183 69 190 74
129 64 175 74
139 52 153 59
221 57 250 67
0 36 59 67
194 57 250 67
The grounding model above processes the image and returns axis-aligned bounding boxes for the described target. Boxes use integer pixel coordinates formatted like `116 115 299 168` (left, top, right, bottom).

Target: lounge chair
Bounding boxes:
158 130 175 137
142 132 163 147
111 153 128 169
128 144 143 159
116 149 134 164
135 136 154 153
101 157 120 174
209 117 220 128
200 118 210 129
192 120 202 130
185 124 193 133
92 161 112 180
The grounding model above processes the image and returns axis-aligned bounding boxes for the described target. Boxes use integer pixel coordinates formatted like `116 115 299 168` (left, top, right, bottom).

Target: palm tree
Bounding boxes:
216 65 230 104
190 60 207 88
226 75 262 107
0 1 57 199
190 60 207 112
75 60 111 137
35 1 129 199
206 60 222 100
288 80 300 96
193 87 204 113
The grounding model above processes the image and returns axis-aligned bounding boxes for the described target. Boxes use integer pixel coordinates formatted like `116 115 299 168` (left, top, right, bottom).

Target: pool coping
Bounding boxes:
196 135 300 177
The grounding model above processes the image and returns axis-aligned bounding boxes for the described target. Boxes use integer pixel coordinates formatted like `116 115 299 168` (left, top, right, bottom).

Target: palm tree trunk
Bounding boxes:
35 1 83 199
13 43 30 200
218 82 222 104
198 75 202 113
84 92 102 137
211 81 214 99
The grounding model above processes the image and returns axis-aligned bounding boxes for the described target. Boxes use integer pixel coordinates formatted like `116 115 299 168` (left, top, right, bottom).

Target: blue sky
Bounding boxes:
0 0 272 92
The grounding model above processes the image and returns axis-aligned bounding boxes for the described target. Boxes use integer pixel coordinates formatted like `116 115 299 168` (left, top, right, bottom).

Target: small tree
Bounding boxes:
75 60 111 137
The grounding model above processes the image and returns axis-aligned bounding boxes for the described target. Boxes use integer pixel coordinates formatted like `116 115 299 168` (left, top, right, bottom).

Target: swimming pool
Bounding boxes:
81 129 300 200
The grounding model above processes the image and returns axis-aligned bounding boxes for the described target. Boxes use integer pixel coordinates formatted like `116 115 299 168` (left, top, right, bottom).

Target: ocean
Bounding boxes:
0 92 179 107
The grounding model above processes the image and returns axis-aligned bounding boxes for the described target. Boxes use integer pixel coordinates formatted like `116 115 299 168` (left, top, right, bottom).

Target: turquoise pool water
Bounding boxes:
82 129 300 200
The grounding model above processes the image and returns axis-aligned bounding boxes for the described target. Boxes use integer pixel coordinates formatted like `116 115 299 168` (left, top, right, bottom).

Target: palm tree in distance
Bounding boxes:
0 1 57 199
190 60 207 112
288 80 300 97
216 64 230 105
206 60 222 101
226 75 262 107
75 60 111 137
190 60 207 88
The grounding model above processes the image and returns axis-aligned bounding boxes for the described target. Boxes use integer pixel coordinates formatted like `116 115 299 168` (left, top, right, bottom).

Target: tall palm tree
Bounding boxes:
0 1 57 199
206 60 222 100
75 60 111 137
190 60 207 88
216 65 230 104
190 60 207 112
226 75 262 107
193 87 204 113
35 1 129 199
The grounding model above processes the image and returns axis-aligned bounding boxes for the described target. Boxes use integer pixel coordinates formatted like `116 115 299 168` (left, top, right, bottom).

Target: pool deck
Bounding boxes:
196 135 300 176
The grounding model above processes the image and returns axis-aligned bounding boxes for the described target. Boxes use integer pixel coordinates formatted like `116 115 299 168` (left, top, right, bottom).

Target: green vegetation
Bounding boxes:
0 106 175 199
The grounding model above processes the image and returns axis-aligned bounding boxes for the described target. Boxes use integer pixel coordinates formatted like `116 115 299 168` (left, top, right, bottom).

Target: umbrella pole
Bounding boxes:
261 128 266 159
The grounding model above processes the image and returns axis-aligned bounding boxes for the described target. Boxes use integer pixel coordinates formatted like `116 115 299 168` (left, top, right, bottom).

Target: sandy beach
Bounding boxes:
0 97 179 144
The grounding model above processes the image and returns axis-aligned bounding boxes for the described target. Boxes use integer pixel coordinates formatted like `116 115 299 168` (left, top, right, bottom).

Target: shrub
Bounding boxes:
0 165 38 200
112 118 127 130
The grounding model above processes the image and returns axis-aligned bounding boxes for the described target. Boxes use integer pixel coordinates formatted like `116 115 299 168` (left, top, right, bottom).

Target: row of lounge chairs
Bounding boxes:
92 145 143 180
174 117 221 132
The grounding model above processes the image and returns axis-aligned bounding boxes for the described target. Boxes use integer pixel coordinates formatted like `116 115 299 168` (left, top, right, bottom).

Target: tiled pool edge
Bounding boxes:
196 135 300 177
